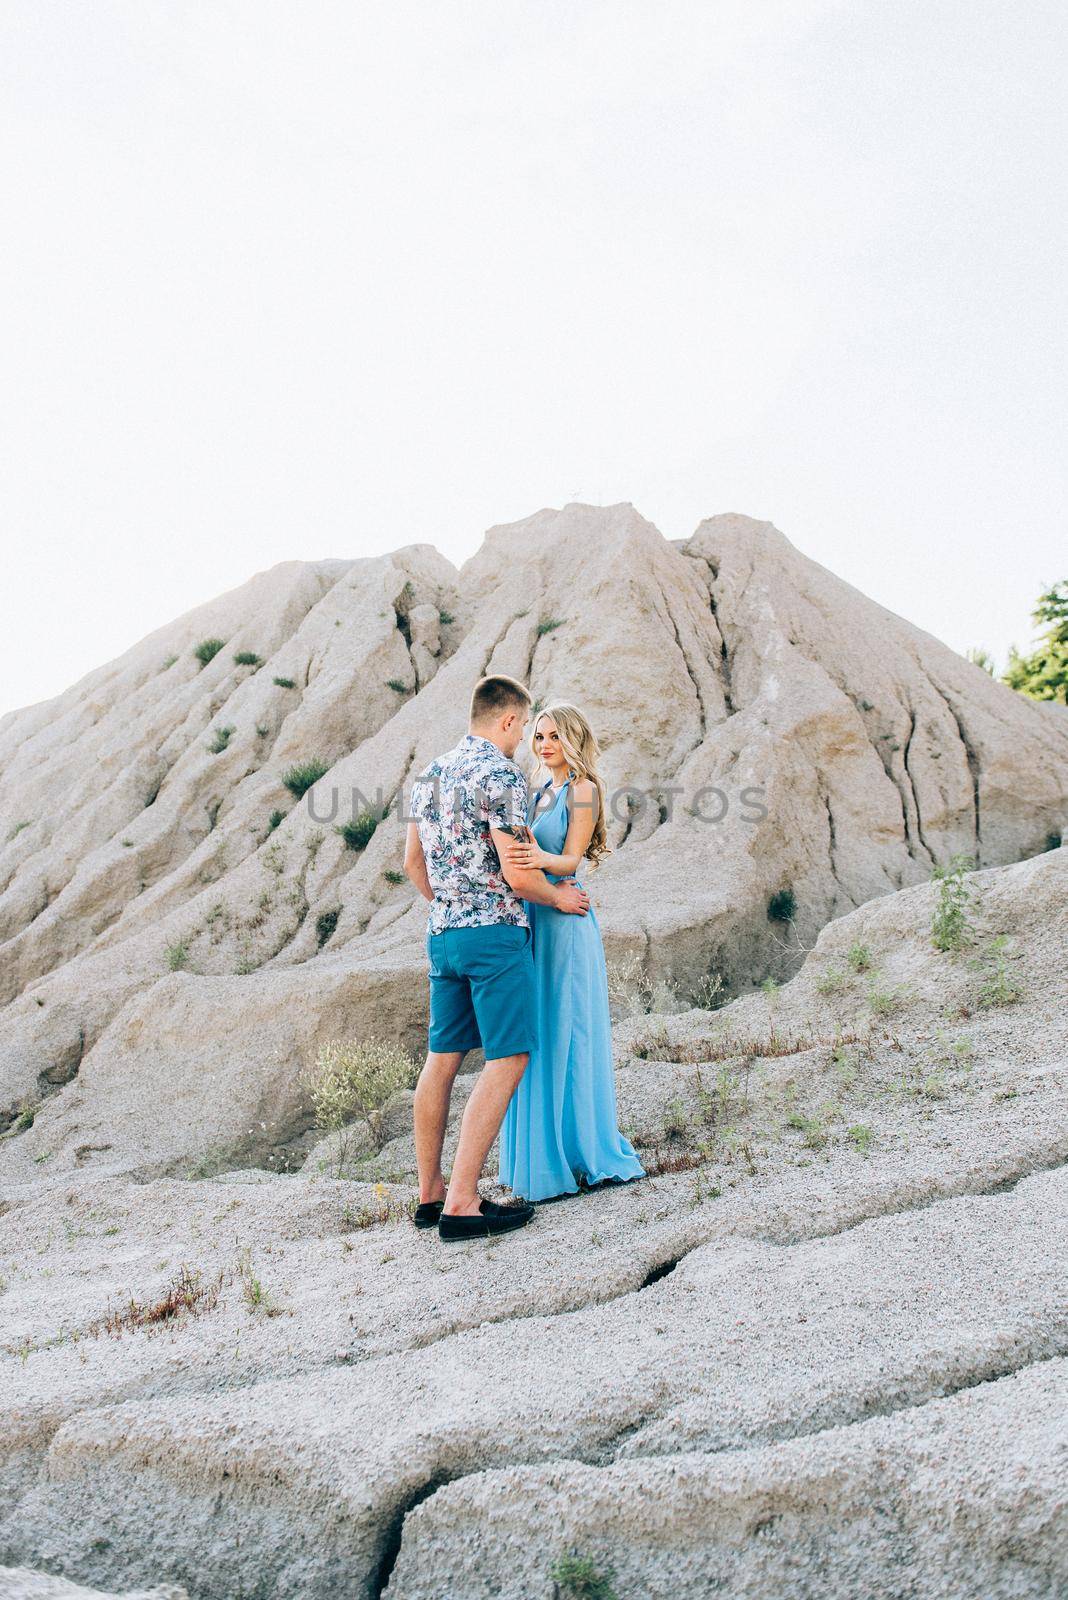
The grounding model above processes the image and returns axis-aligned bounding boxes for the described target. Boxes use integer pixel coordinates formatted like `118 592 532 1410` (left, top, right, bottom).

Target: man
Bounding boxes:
405 673 590 1240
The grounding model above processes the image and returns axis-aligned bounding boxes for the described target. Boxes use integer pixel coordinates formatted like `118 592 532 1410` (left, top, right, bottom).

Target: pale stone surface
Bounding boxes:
0 504 1066 1597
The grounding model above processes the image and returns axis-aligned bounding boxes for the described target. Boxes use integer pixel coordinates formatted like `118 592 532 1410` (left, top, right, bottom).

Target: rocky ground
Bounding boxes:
1 844 1065 1598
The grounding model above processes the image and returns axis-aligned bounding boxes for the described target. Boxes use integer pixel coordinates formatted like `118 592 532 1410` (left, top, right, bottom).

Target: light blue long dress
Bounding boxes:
497 777 646 1202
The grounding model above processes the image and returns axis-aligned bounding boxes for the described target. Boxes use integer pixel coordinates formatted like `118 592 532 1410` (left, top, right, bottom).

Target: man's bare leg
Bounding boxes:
413 1050 464 1205
443 1052 529 1216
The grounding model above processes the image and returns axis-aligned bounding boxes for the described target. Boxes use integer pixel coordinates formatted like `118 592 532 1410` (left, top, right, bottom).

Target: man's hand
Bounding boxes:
552 880 590 916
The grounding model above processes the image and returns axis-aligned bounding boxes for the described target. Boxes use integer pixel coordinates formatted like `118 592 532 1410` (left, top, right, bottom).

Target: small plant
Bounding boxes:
760 975 780 996
384 869 405 885
233 650 262 667
256 723 270 738
537 616 566 636
192 637 226 668
848 1123 874 1154
337 810 379 851
867 981 906 1016
662 1098 688 1140
2 1103 37 1138
816 963 848 996
6 820 30 842
846 943 873 973
207 725 234 754
316 909 340 948
273 676 296 690
691 972 725 1010
267 810 285 833
1045 831 1062 851
238 1254 280 1316
767 887 796 923
165 939 190 972
98 1264 221 1336
282 758 329 799
930 852 978 952
303 1038 419 1169
385 677 409 693
438 609 454 626
971 935 1023 1008
161 654 178 669
786 1111 825 1149
550 1554 617 1600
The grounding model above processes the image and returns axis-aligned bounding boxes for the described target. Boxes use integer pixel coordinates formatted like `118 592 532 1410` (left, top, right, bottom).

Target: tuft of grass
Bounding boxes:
282 758 329 798
848 1123 874 1154
337 810 379 851
816 963 848 996
238 1254 281 1316
1045 830 1062 851
273 676 296 689
161 654 178 670
233 650 262 667
303 1038 419 1170
256 723 270 738
767 887 796 923
867 981 906 1016
207 725 234 754
385 677 409 693
98 1264 221 1337
662 1098 688 1140
267 809 285 833
6 820 31 842
384 868 405 885
192 637 226 668
438 609 455 626
760 975 780 996
316 909 340 948
2 1103 38 1138
931 852 978 951
550 1554 617 1600
165 939 190 972
846 943 873 973
971 935 1023 1008
537 616 566 636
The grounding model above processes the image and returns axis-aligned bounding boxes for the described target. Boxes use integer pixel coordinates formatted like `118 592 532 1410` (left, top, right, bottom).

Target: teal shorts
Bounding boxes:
426 923 537 1061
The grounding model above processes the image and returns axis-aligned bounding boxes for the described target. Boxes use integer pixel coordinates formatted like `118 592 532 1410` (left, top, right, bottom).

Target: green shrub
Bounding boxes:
282 759 329 798
384 869 405 885
207 725 234 754
316 909 339 948
337 810 379 851
931 853 977 951
233 651 262 667
193 637 225 668
161 654 178 670
846 943 873 972
848 1123 874 1154
816 964 848 995
273 676 296 690
267 810 285 833
971 935 1023 1008
165 939 190 972
537 616 565 636
385 678 409 693
549 1554 617 1600
303 1038 419 1164
1045 831 1062 851
6 820 30 842
767 887 796 922
438 609 455 626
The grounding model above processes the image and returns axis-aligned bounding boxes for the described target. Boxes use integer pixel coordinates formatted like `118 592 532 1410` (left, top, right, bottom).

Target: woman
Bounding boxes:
497 703 645 1202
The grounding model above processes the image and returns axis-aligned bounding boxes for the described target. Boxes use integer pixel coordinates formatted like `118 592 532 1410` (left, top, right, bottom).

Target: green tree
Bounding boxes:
1002 580 1068 704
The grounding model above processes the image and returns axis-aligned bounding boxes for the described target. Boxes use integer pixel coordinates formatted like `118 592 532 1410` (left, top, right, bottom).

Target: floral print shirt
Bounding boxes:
410 733 530 933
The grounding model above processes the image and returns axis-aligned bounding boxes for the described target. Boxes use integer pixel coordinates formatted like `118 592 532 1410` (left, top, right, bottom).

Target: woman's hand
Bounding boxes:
501 837 547 872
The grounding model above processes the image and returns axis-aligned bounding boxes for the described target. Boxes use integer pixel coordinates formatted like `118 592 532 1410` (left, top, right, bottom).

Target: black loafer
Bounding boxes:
438 1198 534 1240
413 1199 445 1229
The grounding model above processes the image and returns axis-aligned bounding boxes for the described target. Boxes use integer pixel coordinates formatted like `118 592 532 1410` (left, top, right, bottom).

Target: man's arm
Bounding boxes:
404 821 434 902
490 826 589 914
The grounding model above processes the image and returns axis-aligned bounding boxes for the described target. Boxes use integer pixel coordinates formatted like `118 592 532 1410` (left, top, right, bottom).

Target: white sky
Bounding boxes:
1 0 1065 718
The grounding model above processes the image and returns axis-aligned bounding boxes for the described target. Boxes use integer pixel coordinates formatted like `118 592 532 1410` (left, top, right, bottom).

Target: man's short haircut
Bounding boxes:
469 674 532 726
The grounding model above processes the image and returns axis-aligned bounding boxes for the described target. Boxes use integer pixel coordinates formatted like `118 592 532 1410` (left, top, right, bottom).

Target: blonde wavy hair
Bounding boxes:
530 702 611 869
